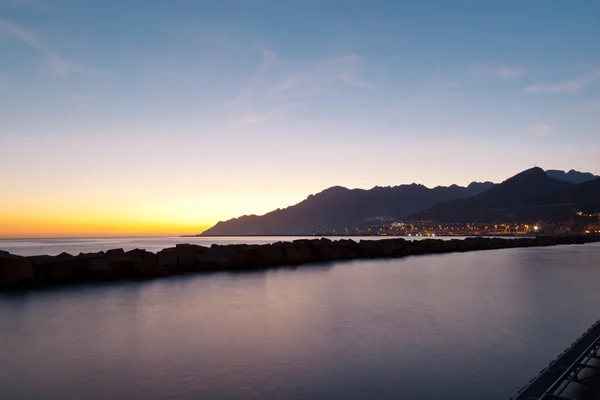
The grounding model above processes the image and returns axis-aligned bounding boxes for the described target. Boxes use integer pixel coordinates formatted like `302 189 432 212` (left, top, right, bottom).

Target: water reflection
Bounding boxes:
0 244 599 399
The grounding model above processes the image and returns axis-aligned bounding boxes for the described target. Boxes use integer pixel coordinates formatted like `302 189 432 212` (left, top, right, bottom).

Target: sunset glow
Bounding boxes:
1 1 599 237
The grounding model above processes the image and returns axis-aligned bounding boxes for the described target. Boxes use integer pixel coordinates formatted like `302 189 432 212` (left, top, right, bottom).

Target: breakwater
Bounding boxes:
1 235 599 290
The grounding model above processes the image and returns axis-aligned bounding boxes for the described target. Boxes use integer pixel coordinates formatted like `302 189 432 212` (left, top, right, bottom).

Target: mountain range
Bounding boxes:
545 169 599 184
410 168 600 222
201 168 599 235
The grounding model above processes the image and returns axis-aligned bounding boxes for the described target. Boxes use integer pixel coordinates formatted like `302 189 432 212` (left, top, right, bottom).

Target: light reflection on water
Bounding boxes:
1 243 598 399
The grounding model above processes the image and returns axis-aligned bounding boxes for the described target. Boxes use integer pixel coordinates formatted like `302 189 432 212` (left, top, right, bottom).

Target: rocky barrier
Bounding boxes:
1 235 599 290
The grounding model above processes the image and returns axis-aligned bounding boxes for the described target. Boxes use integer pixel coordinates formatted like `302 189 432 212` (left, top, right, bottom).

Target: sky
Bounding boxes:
1 0 599 237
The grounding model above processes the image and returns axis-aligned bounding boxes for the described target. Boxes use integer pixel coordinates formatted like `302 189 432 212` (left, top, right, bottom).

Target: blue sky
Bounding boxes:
1 0 600 235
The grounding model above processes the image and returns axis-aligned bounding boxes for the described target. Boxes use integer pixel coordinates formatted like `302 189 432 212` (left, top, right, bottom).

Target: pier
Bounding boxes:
511 319 600 400
2 235 600 290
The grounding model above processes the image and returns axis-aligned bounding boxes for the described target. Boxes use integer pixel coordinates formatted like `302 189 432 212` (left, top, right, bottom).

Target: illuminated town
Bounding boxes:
333 211 600 237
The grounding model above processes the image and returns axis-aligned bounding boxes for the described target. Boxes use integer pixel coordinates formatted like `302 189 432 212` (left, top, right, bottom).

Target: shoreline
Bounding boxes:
1 235 599 291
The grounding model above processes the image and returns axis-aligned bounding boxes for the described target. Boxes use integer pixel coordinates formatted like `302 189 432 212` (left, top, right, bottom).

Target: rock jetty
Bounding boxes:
1 235 599 290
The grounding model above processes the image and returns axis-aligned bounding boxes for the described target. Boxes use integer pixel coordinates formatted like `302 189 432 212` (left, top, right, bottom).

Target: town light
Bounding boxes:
534 225 539 231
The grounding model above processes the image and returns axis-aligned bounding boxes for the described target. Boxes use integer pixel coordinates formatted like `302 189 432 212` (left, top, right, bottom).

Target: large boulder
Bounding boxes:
281 242 312 264
443 240 461 252
125 248 156 262
78 251 106 257
335 239 360 259
0 253 35 288
157 249 179 273
259 243 287 266
108 256 135 278
359 239 406 258
195 250 233 270
176 243 208 252
56 256 90 282
230 245 266 269
175 244 208 270
382 239 408 257
105 248 125 257
335 245 357 260
292 239 313 246
312 241 339 261
131 259 170 278
459 237 482 251
87 257 114 280
30 255 78 285
487 238 504 250
418 239 445 253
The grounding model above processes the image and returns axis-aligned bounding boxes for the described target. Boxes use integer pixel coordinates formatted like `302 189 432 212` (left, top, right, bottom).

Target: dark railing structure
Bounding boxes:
539 334 600 400
511 319 600 400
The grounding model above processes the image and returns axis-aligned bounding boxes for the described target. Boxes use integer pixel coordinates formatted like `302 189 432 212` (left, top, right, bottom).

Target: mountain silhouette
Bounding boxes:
534 177 600 215
200 168 599 235
545 169 599 184
201 181 494 235
411 167 599 222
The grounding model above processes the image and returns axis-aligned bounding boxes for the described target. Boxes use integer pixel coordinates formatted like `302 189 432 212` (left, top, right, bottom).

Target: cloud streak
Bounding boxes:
227 48 284 125
523 68 600 94
270 54 370 95
231 48 281 108
0 17 88 76
230 48 370 125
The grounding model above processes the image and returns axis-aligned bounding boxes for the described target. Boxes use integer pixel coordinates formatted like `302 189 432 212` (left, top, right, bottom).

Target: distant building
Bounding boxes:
587 222 600 234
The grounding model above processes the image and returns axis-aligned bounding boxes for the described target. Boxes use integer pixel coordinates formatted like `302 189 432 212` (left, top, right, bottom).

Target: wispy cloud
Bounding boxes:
0 17 89 76
231 48 281 107
523 68 600 94
229 48 370 125
471 63 528 80
530 122 552 137
226 48 283 125
270 54 370 95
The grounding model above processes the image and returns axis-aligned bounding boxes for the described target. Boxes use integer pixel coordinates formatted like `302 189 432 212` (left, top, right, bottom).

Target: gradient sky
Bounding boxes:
1 0 600 237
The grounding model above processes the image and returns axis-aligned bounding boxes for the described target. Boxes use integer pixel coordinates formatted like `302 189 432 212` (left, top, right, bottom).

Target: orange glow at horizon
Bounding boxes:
0 213 214 238
0 188 306 238
0 196 212 238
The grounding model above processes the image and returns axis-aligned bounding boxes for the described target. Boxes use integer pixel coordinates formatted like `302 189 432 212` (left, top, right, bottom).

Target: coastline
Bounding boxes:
1 235 599 291
183 233 531 237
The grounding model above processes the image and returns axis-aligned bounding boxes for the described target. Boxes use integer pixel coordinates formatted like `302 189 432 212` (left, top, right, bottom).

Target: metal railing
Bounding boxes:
510 318 600 400
539 334 600 399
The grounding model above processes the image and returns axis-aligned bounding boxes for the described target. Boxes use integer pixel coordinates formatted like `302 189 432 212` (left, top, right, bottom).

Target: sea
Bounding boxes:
1 236 599 399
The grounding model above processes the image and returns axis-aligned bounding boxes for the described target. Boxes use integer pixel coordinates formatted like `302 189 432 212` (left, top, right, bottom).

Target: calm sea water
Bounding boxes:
1 241 599 399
